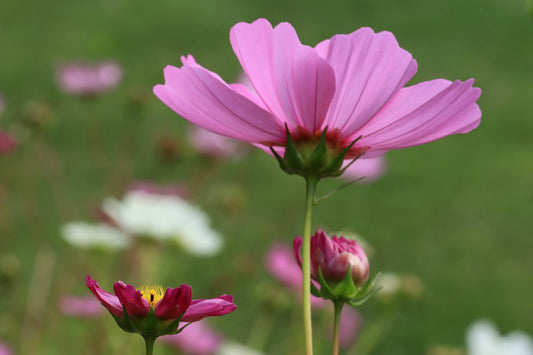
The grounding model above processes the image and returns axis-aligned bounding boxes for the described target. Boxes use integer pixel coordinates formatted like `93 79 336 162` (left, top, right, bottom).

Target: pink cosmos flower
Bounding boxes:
342 156 387 183
154 18 481 167
161 320 224 355
188 125 245 159
56 61 122 97
59 294 105 318
265 243 326 307
0 131 17 155
86 275 236 330
294 229 370 286
0 342 14 355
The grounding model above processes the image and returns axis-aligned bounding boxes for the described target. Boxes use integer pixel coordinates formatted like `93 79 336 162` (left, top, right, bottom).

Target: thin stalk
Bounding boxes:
332 301 344 355
302 177 318 355
144 336 156 355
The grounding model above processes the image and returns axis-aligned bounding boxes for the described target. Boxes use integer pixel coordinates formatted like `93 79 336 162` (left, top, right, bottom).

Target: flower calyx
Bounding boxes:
270 126 363 181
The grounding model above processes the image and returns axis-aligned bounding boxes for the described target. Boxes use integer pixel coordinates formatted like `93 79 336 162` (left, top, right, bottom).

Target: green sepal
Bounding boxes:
111 306 139 334
347 272 381 307
308 128 329 173
316 267 337 300
332 267 358 299
159 312 185 336
325 136 362 177
270 147 294 175
282 125 307 175
313 268 381 308
310 281 321 298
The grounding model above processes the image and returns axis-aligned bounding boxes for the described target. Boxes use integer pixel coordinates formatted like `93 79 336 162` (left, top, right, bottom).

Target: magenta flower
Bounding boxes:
86 275 236 338
59 294 105 318
154 19 481 176
294 230 369 286
56 61 122 97
161 320 224 355
0 131 17 155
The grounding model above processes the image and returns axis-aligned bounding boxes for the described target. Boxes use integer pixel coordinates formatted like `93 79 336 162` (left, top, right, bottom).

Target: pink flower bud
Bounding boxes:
294 230 370 286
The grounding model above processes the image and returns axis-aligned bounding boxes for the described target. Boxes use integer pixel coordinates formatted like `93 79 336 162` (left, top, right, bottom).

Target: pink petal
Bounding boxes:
86 275 123 317
160 320 224 355
153 59 284 145
341 156 387 183
356 79 481 154
230 19 336 132
181 295 236 322
113 281 150 318
316 28 417 137
154 284 192 320
266 243 304 289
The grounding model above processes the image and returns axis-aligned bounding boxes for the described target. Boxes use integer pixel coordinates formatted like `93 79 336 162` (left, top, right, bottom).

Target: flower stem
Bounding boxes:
144 336 156 355
302 177 318 355
332 301 344 355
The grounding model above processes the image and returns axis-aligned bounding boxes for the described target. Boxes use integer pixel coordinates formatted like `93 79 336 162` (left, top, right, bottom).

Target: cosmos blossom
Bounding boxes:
56 61 122 97
154 18 481 167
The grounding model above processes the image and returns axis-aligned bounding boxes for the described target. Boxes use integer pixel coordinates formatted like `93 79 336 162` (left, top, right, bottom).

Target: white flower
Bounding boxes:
61 222 131 250
102 191 223 256
467 319 533 355
217 342 265 355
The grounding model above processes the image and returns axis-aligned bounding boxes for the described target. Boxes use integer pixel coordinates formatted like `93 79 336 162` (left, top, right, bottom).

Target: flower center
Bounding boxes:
139 285 165 308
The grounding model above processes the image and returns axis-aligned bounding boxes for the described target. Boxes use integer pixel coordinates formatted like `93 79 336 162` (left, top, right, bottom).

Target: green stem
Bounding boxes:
332 301 344 355
144 336 156 355
302 177 318 355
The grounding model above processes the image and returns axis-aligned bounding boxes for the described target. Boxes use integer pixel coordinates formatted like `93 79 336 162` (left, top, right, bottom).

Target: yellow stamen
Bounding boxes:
139 285 165 308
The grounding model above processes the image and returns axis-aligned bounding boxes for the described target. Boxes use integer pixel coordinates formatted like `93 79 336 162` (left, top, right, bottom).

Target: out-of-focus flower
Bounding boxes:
154 19 481 180
466 319 533 355
161 320 224 355
61 222 131 251
86 275 236 337
59 295 105 318
0 342 14 355
56 61 122 97
188 126 245 159
0 131 17 155
294 230 369 286
376 272 424 302
102 189 223 256
337 306 363 348
342 156 387 183
128 181 188 199
217 342 265 355
265 243 325 307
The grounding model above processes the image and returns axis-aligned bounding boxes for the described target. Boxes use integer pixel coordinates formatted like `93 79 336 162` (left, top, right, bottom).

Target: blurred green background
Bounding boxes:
1 0 532 354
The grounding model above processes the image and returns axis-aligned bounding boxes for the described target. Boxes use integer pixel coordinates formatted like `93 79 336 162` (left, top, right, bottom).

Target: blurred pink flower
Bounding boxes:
265 243 326 307
0 342 14 355
188 126 244 159
161 320 224 355
127 181 188 199
294 229 370 286
0 131 17 155
56 61 122 96
337 306 363 348
59 295 105 318
342 156 387 183
154 18 481 170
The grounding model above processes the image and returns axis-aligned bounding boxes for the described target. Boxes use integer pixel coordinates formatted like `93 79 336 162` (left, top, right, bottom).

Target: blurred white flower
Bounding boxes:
102 190 223 256
61 222 131 250
217 342 265 355
467 319 533 355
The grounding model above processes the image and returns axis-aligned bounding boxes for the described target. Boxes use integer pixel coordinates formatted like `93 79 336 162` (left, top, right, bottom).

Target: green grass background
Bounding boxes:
1 0 532 354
